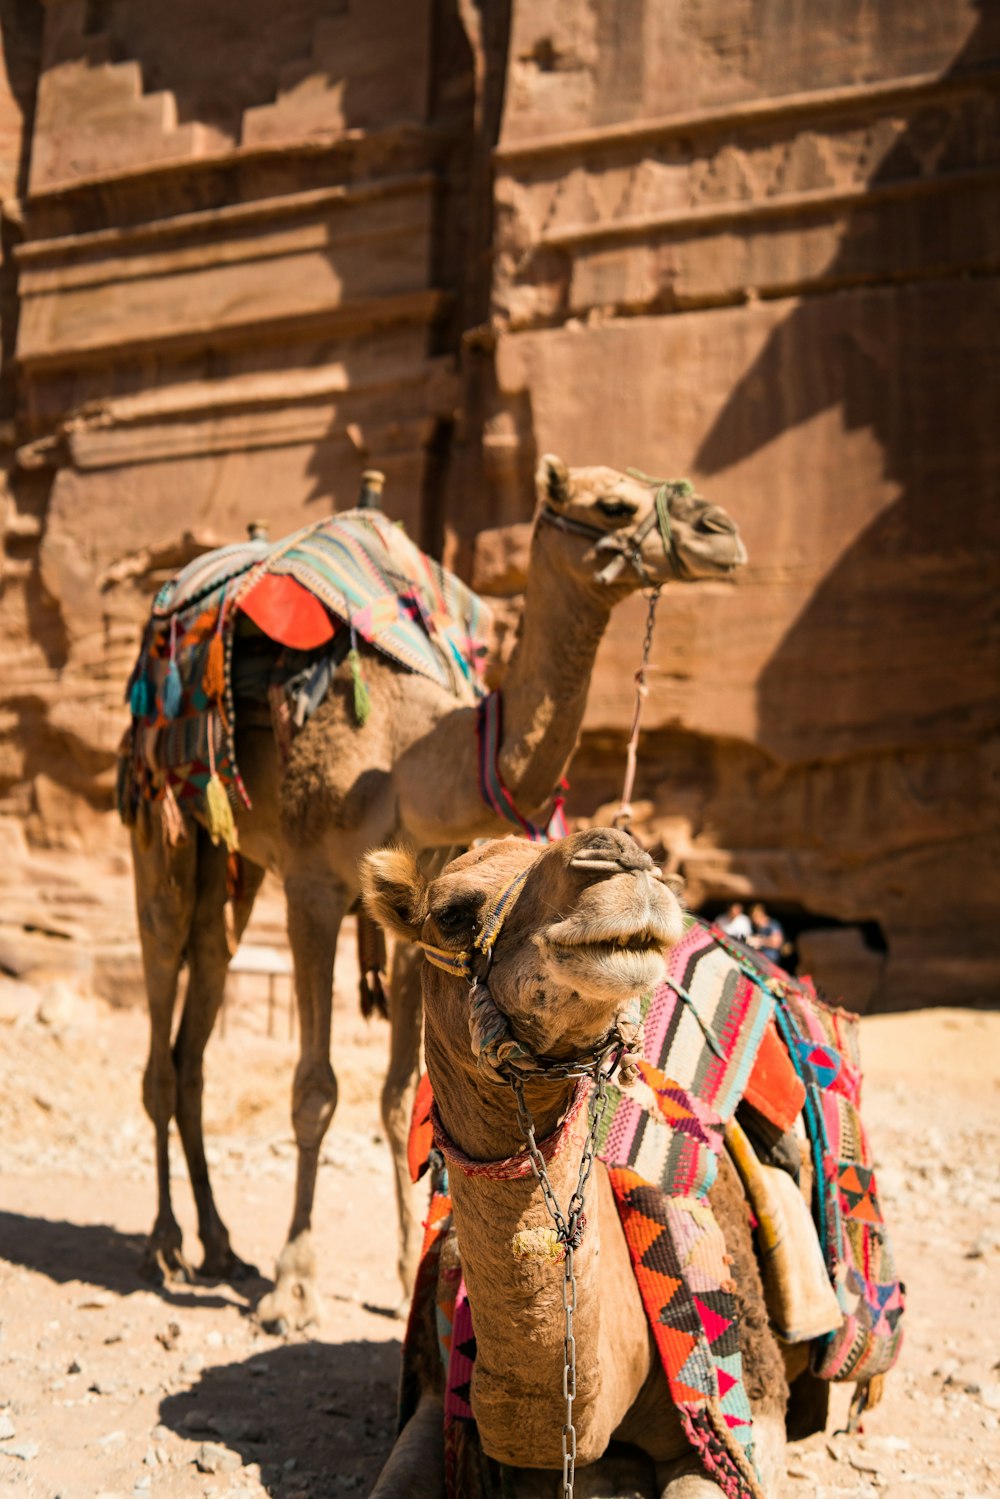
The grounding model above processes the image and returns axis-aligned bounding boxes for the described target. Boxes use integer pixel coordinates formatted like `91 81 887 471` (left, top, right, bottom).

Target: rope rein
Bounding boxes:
612 585 661 834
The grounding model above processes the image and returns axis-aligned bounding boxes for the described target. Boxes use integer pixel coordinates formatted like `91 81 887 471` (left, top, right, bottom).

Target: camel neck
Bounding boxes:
496 529 612 816
429 1046 622 1467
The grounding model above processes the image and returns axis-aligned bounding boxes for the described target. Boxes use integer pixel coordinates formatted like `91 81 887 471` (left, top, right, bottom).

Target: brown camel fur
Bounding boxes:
361 828 790 1499
130 458 747 1331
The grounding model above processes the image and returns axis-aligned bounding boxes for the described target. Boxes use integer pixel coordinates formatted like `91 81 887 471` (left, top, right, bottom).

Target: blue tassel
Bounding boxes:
162 659 183 719
130 674 152 719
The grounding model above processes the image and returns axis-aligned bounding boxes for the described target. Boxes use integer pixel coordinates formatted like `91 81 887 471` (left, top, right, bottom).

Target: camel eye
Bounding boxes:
596 498 638 521
433 897 483 942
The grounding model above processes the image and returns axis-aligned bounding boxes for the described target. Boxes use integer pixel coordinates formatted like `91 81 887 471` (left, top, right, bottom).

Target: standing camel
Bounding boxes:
129 457 747 1330
360 827 790 1499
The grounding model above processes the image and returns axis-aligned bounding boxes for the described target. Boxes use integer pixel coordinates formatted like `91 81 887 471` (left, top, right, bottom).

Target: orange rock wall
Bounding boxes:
0 1 997 1008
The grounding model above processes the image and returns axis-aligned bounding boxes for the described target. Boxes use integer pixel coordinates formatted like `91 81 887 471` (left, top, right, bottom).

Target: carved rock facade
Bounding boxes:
0 0 996 1009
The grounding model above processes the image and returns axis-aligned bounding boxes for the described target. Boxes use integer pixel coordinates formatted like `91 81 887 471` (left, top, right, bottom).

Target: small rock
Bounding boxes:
4 1441 40 1461
67 1359 83 1375
195 1442 241 1475
183 1410 217 1433
151 1424 171 1441
180 1353 205 1377
37 980 76 1027
0 1413 14 1440
90 1379 119 1396
144 1446 159 1467
283 1458 297 1471
933 1357 959 1380
248 1361 269 1377
965 1381 983 1396
96 1430 127 1451
205 1330 223 1349
156 1323 182 1351
133 1478 151 1494
849 1453 884 1476
862 1435 911 1455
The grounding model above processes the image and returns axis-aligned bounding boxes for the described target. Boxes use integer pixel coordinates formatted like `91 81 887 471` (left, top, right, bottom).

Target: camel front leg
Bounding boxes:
257 870 346 1333
369 1392 444 1499
655 1412 784 1498
381 936 424 1311
133 822 197 1285
173 837 266 1280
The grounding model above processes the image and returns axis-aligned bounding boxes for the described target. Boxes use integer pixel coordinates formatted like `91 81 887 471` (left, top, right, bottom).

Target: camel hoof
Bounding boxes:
199 1249 259 1284
139 1242 195 1287
256 1279 322 1334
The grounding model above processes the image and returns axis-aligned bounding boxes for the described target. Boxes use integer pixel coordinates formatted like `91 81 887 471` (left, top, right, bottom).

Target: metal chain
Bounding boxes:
612 585 661 832
509 1071 612 1499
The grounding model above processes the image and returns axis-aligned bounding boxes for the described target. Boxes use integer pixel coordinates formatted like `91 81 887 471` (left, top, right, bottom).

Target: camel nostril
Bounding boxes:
570 828 654 875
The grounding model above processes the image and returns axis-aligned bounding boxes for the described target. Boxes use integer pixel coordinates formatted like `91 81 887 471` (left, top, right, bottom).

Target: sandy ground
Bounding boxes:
0 852 998 1499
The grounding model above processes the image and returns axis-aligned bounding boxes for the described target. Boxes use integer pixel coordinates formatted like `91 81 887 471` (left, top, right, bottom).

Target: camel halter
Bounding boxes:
537 473 691 586
417 865 644 1088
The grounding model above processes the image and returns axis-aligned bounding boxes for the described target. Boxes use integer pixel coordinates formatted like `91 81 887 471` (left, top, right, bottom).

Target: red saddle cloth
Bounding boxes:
238 573 335 649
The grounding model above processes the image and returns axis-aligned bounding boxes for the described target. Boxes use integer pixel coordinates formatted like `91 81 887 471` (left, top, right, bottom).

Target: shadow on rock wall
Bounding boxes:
693 9 1000 1001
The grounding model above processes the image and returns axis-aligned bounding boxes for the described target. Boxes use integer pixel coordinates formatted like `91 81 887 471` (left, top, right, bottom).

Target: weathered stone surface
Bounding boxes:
0 0 996 1012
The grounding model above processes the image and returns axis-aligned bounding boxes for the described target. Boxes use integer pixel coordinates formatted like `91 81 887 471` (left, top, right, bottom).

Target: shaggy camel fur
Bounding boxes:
131 458 747 1330
361 828 789 1499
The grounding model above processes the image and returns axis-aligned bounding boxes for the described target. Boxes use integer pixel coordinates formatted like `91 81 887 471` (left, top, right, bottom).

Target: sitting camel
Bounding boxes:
129 457 747 1330
361 828 789 1498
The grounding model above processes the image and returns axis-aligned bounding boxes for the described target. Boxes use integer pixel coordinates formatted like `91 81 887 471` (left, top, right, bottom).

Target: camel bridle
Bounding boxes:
416 864 643 1089
537 473 693 587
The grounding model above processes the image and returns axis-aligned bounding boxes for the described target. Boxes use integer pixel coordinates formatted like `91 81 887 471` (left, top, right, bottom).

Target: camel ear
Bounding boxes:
537 453 570 508
359 847 429 940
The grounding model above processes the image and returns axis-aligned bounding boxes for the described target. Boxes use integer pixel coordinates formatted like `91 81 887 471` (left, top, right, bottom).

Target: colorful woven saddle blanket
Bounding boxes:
119 511 489 827
151 509 489 695
403 919 904 1499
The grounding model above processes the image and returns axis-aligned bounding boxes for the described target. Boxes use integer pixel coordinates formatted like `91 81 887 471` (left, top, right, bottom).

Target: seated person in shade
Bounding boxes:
749 901 784 964
716 901 752 940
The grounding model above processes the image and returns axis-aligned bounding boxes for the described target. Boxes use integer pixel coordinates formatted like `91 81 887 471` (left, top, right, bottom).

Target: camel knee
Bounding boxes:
142 1057 176 1124
292 1062 338 1148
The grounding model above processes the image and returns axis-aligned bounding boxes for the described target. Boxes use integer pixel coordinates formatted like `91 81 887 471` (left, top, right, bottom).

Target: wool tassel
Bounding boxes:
162 660 182 718
204 720 237 851
162 619 182 719
161 782 188 848
129 673 152 719
205 774 236 850
348 646 370 726
202 605 226 700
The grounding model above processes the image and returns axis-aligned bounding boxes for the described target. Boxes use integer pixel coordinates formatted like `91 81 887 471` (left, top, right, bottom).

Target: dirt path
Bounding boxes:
0 895 997 1498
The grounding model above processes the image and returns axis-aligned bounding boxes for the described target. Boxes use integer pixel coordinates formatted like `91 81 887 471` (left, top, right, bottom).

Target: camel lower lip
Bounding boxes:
554 931 665 956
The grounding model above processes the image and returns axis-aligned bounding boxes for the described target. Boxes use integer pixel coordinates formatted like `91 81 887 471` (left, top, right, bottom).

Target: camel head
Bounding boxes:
361 828 685 1080
536 454 747 590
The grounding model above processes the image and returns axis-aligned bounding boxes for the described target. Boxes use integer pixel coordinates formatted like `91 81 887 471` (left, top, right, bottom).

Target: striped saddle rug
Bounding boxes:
119 511 489 835
403 918 904 1499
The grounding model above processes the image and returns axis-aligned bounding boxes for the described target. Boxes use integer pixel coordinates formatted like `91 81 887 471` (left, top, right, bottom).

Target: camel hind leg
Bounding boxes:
257 867 348 1333
172 831 266 1279
133 817 198 1284
381 937 424 1310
